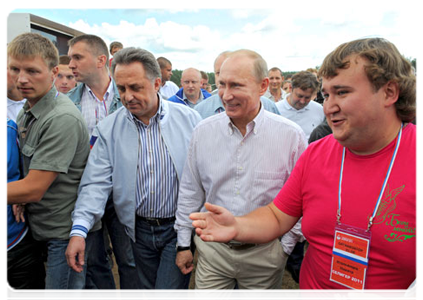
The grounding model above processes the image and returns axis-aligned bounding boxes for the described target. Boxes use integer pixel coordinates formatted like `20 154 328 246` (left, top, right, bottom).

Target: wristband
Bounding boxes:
176 246 190 252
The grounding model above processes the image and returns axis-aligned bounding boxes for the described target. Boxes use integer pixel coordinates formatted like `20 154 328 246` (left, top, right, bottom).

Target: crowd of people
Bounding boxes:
6 31 415 291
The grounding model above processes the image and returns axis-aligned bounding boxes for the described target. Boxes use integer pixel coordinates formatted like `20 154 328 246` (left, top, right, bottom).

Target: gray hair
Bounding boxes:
111 47 161 82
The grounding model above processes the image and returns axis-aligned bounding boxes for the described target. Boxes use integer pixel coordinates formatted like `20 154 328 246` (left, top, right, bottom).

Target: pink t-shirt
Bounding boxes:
274 124 416 289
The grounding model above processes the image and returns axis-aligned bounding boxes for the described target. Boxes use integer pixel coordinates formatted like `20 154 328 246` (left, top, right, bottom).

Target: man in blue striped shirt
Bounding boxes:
66 47 202 289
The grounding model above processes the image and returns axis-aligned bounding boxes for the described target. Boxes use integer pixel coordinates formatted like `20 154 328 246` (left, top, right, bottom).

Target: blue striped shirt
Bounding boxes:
129 104 179 218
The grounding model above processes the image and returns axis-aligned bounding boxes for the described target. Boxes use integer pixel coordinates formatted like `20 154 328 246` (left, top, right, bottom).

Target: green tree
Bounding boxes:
170 69 182 88
410 58 420 71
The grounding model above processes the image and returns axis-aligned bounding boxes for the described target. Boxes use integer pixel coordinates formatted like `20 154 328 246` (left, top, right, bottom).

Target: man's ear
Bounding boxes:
154 77 161 92
259 77 269 96
51 66 59 81
97 54 108 68
383 80 400 107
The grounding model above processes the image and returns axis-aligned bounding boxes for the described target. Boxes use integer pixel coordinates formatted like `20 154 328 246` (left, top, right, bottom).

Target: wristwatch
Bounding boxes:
176 246 190 252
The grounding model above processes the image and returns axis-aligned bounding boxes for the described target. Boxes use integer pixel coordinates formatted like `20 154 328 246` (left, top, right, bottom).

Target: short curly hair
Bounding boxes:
319 38 415 123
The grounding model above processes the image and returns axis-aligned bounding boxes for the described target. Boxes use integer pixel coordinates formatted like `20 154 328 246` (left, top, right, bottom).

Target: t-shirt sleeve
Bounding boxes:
273 147 308 218
26 114 86 173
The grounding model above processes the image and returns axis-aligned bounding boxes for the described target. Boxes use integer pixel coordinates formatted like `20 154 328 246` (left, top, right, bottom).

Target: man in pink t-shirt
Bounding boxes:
190 38 416 289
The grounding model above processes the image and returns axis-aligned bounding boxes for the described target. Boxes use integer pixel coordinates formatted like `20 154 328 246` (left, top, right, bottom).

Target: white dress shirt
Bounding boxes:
264 88 287 102
159 81 179 100
276 98 325 140
175 106 307 246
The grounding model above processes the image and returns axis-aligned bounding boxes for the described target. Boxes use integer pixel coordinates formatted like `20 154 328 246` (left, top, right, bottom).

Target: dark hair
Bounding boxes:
200 70 208 80
59 55 71 65
291 71 320 93
109 41 123 54
157 57 172 69
268 67 283 77
319 38 415 122
111 47 161 83
68 34 109 61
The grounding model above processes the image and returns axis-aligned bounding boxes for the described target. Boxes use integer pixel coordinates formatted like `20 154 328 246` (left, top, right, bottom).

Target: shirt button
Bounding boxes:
151 191 155 194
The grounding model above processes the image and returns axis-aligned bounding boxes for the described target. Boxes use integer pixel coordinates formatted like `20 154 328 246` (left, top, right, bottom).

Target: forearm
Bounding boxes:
7 180 38 204
7 170 58 204
234 203 299 244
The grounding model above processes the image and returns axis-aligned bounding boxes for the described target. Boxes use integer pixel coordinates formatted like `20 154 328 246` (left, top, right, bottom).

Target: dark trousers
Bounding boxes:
8 231 45 289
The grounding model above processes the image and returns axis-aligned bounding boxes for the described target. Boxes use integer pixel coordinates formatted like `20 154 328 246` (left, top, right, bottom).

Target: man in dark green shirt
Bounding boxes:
7 32 90 289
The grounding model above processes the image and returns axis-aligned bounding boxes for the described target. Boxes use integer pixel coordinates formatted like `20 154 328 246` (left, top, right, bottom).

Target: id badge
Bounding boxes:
330 223 371 289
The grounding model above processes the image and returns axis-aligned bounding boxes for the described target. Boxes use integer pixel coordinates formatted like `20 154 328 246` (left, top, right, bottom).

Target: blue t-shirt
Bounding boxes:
7 118 27 250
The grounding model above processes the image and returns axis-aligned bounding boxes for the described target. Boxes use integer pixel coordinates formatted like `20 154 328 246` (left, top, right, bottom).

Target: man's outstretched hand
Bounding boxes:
189 202 238 243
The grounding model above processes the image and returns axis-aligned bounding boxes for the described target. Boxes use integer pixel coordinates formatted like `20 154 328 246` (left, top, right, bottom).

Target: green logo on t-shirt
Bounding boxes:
371 184 416 242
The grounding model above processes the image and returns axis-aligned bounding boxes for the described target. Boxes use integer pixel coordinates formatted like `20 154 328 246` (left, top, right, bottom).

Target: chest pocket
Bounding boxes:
250 171 288 205
21 143 36 172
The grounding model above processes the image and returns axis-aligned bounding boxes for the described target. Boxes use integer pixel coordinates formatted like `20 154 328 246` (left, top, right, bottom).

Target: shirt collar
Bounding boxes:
284 96 311 112
226 102 264 136
85 77 114 102
127 94 164 126
182 90 204 104
22 86 59 120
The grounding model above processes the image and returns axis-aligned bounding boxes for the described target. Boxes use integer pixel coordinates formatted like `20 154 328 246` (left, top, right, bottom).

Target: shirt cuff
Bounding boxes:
69 219 91 239
176 227 193 247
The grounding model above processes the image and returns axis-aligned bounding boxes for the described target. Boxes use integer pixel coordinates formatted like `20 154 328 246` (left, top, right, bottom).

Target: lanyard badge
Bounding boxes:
330 223 371 289
330 124 403 289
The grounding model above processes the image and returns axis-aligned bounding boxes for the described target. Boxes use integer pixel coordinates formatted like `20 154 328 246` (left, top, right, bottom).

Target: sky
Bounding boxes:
7 0 421 73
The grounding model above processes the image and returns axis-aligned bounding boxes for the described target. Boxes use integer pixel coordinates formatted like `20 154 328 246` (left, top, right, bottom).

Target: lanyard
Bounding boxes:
337 123 403 231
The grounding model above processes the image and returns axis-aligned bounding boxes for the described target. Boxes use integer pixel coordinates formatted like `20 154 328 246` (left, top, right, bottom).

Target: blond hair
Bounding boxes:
8 33 59 70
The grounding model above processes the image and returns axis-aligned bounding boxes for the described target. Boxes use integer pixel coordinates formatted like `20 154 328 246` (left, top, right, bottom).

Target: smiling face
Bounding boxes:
114 61 161 124
218 54 268 131
322 55 398 154
268 70 283 91
8 55 57 105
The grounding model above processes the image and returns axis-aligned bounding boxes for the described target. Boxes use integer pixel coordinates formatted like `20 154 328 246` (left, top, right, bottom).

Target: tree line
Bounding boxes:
170 57 416 91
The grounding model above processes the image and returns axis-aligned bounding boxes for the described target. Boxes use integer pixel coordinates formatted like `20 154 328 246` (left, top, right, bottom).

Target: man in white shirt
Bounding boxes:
175 49 307 289
7 65 26 122
264 67 287 102
157 57 179 99
276 71 325 140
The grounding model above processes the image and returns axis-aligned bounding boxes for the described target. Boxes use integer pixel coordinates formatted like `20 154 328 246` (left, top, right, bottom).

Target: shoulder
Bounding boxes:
201 89 212 99
195 94 220 109
307 100 324 111
402 123 416 144
164 100 202 123
66 84 84 102
167 81 179 88
262 110 303 132
194 112 226 133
